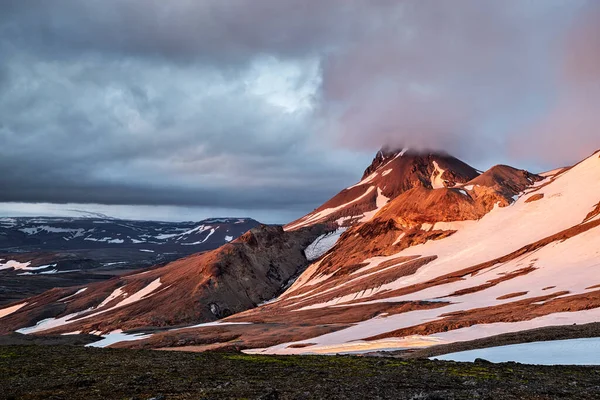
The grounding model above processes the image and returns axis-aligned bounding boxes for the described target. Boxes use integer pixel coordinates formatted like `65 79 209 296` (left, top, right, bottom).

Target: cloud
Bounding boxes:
509 2 600 167
1 0 599 221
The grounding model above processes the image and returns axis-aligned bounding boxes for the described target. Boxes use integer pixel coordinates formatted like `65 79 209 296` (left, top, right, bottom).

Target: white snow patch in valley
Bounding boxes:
19 226 87 238
286 186 376 230
0 302 27 319
86 330 152 348
108 238 124 244
224 235 234 242
434 338 600 365
382 169 393 176
139 249 155 252
0 260 32 271
304 228 347 261
0 260 61 272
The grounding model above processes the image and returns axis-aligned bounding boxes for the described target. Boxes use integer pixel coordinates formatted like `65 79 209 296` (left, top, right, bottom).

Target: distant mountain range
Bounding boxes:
0 217 259 305
0 217 259 253
1 148 599 359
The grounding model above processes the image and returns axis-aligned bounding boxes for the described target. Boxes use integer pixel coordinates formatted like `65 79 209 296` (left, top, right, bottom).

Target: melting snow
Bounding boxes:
85 329 153 348
0 302 27 319
286 186 376 230
224 235 234 242
305 228 348 261
0 260 32 271
16 308 96 334
434 338 600 365
430 161 446 189
19 226 87 238
58 288 88 302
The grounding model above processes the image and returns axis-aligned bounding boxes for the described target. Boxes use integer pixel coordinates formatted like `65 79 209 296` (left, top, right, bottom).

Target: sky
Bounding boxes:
1 0 599 223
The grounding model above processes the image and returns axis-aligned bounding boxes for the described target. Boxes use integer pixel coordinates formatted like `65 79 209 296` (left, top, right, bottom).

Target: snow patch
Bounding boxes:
0 302 27 319
430 161 446 189
434 338 600 365
85 329 152 348
305 228 348 261
0 260 32 271
58 288 88 302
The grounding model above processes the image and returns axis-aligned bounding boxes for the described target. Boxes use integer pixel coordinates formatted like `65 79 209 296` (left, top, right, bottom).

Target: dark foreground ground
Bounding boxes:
1 345 599 400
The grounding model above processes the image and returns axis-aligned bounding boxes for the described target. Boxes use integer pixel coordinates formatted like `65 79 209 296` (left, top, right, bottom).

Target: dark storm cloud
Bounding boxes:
1 0 599 220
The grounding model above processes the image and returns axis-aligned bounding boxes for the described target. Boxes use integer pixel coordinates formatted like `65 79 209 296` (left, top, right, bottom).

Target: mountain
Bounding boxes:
1 149 599 358
285 148 481 230
0 217 259 305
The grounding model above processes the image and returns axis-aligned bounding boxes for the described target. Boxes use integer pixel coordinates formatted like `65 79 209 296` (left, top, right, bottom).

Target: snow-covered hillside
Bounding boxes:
2 150 599 358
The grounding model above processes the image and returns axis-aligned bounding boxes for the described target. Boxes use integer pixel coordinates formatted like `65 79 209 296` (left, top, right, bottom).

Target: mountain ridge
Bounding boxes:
1 149 599 358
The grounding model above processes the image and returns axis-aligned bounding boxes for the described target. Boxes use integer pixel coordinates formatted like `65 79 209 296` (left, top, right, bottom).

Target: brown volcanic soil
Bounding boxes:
2 345 600 400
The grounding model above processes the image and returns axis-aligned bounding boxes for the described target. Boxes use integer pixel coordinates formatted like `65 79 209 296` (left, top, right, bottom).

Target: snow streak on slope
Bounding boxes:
304 228 347 261
16 279 162 334
0 303 28 320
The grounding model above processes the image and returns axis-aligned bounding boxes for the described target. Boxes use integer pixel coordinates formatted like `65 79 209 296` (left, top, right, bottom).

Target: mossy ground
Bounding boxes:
0 345 599 399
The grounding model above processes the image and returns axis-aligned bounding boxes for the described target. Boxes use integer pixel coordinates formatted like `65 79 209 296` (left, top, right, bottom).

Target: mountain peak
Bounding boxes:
362 146 409 179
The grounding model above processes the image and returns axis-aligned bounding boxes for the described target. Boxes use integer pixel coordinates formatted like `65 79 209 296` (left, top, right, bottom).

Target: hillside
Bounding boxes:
1 149 599 361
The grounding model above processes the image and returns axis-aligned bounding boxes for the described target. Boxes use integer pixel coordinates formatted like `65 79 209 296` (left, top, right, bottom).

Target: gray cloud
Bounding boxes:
1 0 599 222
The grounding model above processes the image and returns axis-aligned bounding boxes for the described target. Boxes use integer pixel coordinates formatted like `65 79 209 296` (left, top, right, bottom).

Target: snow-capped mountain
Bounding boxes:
285 148 483 230
1 149 599 357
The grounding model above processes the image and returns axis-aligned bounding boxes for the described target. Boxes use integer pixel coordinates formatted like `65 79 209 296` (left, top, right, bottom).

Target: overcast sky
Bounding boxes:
1 1 599 223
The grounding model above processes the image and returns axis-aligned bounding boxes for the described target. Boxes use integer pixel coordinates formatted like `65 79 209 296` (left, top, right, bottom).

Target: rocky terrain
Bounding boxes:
0 224 326 335
1 345 599 399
